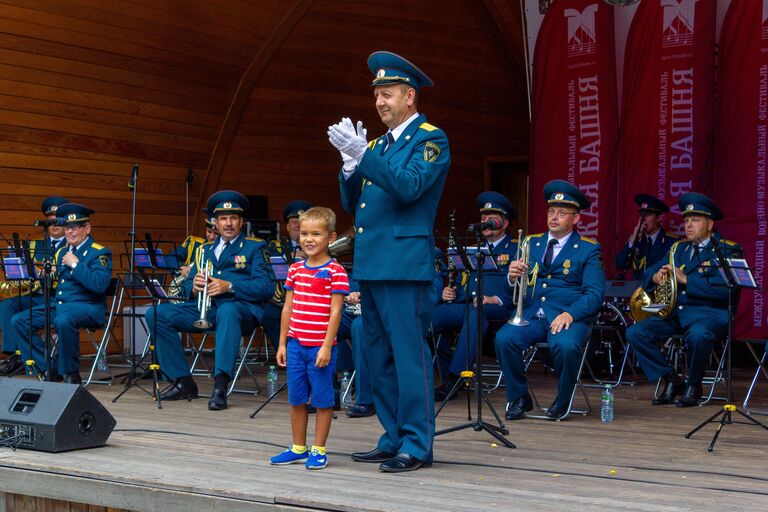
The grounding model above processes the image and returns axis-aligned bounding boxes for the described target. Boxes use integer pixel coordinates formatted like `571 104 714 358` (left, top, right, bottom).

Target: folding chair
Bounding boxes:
652 334 728 405
743 339 768 415
84 277 124 386
512 326 594 421
584 302 637 387
195 327 266 397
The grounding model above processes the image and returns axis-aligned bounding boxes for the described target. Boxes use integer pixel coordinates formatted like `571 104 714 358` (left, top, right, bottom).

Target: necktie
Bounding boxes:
216 240 230 260
383 132 394 153
691 244 700 262
543 239 557 267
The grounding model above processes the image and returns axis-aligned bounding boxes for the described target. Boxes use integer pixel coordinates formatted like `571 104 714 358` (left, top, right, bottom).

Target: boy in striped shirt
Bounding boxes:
269 207 350 470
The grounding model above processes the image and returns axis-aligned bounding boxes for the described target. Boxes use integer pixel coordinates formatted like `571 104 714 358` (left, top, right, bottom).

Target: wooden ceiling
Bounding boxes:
0 0 528 261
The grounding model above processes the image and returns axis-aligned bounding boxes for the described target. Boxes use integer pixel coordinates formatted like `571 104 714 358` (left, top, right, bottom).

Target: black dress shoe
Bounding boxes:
676 383 702 407
379 452 430 473
208 388 228 410
63 372 82 385
545 400 568 420
505 393 533 420
652 380 685 405
0 355 22 376
346 404 376 418
159 379 198 401
45 370 63 382
351 447 396 463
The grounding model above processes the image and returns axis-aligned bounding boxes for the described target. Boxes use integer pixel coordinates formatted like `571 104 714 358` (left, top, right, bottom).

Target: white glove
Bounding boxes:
328 118 367 161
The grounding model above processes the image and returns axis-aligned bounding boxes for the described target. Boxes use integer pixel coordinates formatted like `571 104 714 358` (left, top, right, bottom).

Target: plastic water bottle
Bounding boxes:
601 384 614 423
340 371 353 408
267 365 279 397
95 349 108 372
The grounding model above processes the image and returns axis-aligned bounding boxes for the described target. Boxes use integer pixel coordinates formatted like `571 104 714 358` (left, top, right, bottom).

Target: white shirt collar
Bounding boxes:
389 112 420 142
546 231 572 247
71 237 88 252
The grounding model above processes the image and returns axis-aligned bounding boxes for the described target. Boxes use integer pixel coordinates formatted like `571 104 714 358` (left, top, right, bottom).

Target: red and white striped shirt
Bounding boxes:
284 259 350 346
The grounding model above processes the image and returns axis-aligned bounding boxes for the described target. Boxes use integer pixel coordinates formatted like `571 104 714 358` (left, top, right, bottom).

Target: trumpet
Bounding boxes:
507 229 531 326
193 253 213 329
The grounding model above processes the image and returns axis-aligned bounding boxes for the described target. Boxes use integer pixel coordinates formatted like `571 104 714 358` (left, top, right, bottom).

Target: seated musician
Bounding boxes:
0 196 69 376
175 209 218 279
11 203 112 384
430 192 517 401
495 180 604 420
627 193 742 407
261 200 313 350
615 194 677 280
146 191 273 410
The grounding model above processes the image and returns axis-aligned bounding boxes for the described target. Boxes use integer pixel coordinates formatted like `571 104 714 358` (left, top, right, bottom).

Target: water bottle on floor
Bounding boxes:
340 371 352 408
601 384 614 422
95 349 108 372
267 365 279 397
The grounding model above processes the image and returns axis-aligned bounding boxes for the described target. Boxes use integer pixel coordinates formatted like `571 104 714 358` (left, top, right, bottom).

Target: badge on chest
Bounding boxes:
234 255 247 269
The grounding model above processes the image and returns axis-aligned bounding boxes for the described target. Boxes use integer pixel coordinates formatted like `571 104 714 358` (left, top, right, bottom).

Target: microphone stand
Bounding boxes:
185 168 193 238
435 224 515 449
685 237 768 451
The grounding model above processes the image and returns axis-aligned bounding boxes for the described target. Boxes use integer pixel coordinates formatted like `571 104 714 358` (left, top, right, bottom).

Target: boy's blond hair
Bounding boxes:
298 206 336 233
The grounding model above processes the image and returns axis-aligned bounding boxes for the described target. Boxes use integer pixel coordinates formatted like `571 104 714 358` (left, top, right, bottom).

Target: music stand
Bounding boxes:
0 249 42 377
435 230 515 449
685 253 768 450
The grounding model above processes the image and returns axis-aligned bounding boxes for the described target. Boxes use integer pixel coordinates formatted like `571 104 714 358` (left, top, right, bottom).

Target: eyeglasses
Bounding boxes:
547 209 576 219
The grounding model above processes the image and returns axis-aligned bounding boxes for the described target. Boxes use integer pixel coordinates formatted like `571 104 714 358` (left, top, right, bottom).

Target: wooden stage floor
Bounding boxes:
1 370 767 512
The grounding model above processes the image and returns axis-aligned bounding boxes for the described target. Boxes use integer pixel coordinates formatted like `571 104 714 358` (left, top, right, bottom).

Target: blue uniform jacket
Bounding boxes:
507 231 605 324
339 114 451 281
615 228 677 279
454 234 518 309
54 237 112 305
184 233 273 307
642 232 742 327
174 235 206 267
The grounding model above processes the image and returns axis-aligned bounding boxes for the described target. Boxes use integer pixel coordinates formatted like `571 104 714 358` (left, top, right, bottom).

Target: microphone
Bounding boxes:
186 167 194 184
34 218 65 227
128 163 139 190
468 218 502 232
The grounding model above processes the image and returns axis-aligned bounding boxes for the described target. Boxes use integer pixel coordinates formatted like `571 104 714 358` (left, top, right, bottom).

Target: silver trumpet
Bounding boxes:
193 253 213 329
507 229 531 326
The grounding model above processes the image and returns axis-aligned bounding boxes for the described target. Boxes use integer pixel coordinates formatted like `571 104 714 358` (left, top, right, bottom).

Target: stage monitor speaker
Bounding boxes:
0 378 116 452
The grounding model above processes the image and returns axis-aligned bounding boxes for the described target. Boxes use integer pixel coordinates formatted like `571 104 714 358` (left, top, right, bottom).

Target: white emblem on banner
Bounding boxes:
661 0 696 48
564 3 598 57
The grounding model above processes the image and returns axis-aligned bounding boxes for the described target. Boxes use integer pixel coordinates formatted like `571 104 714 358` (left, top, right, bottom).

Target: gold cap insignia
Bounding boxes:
555 193 564 200
223 202 232 209
377 68 386 78
641 203 648 209
686 204 694 211
298 209 305 215
484 202 492 209
50 205 58 212
67 213 77 221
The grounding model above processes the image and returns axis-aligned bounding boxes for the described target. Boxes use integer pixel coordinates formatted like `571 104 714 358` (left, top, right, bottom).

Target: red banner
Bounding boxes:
529 0 619 266
712 0 768 339
616 0 716 252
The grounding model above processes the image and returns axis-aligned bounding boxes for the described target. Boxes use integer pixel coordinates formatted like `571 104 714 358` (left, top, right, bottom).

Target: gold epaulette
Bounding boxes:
367 139 378 150
529 232 545 239
419 122 438 132
184 235 205 246
580 236 598 245
246 236 265 243
91 242 105 250
722 239 738 246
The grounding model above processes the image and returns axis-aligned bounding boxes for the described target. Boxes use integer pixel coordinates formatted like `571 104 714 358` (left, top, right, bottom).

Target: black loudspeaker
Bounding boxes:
0 378 116 452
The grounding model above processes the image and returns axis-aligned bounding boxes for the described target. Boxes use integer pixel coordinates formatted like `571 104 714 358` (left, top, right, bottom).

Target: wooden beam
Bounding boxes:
477 0 529 98
197 0 315 228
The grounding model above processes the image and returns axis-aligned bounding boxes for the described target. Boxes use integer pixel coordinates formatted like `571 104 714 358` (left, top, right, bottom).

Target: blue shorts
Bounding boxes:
286 337 337 408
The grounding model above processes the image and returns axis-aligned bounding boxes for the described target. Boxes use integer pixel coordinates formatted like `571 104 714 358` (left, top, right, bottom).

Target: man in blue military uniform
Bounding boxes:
495 180 604 420
261 200 312 350
328 51 450 472
12 202 112 384
615 194 677 280
0 196 69 376
146 191 273 410
626 192 742 407
431 191 518 401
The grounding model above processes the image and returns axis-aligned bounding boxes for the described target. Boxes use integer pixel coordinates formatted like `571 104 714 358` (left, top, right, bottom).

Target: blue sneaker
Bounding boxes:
269 448 308 465
305 448 327 470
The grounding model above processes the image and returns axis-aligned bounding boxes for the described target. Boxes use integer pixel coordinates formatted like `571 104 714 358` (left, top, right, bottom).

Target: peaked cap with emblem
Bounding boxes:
55 203 94 226
207 190 249 217
543 179 590 211
634 194 669 214
678 192 723 221
477 191 516 219
368 51 434 89
41 196 69 216
282 200 313 223
201 208 216 228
